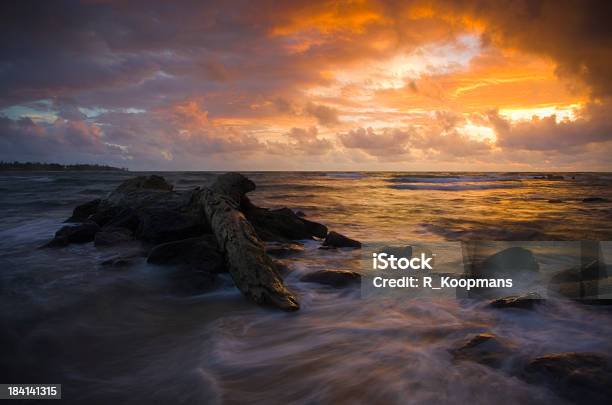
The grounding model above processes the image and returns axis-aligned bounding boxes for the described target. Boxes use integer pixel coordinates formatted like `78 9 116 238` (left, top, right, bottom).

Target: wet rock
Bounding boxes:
102 207 140 231
546 174 564 180
523 352 612 405
265 242 305 257
203 173 299 310
489 292 543 309
147 235 225 273
450 333 514 368
551 260 606 283
94 227 133 247
136 208 206 243
115 175 173 192
582 197 609 203
322 231 362 248
380 245 412 258
43 222 100 247
549 260 609 301
547 199 563 203
295 210 306 217
300 270 361 287
65 198 101 222
208 172 255 204
242 197 328 241
477 247 539 277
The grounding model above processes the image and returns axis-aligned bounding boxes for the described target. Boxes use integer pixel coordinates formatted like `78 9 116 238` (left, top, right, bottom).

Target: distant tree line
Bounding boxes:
0 161 128 171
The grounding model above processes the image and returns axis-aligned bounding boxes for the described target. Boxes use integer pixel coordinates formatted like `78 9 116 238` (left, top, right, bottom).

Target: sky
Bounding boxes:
1 0 611 171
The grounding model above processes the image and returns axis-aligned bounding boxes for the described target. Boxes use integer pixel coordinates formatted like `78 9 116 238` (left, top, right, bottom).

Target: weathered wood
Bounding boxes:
200 173 299 311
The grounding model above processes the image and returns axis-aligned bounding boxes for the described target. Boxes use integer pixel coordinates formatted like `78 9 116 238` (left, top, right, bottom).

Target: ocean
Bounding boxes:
1 171 611 404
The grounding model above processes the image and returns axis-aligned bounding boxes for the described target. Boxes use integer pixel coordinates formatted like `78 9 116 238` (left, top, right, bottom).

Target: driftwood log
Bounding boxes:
200 173 300 311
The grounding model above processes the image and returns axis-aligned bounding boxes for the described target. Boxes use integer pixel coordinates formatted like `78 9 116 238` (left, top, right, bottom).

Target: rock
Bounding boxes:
551 260 606 283
94 227 133 247
136 208 206 243
322 231 361 248
43 222 100 247
101 207 140 231
523 352 612 405
265 242 305 257
380 245 412 258
242 197 328 241
546 174 564 180
300 270 361 287
549 250 609 301
208 172 255 204
450 333 514 368
489 292 543 309
201 173 300 311
477 247 539 277
65 198 101 222
147 235 225 273
295 210 306 217
582 197 609 203
114 175 173 192
547 199 563 203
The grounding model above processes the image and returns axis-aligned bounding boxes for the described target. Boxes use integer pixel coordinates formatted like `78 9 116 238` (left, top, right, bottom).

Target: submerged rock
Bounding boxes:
450 333 514 368
65 198 101 222
300 270 361 287
476 247 539 277
523 352 612 405
551 260 606 283
147 235 225 273
549 260 609 301
322 231 362 248
489 292 543 309
44 222 100 247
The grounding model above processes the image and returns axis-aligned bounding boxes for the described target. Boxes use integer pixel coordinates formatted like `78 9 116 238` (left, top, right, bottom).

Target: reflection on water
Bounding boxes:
0 171 611 404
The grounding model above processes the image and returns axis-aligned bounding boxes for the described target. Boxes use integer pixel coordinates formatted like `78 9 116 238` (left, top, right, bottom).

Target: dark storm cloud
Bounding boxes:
431 0 612 97
0 0 610 168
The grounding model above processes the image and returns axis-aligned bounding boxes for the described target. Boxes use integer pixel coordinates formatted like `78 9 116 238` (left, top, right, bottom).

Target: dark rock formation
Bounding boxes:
94 227 133 247
242 197 328 241
201 173 300 311
551 260 606 284
300 270 361 287
265 242 305 257
476 247 539 277
97 207 140 231
65 198 101 222
322 231 362 248
523 352 612 405
114 175 173 192
450 333 514 368
489 292 543 309
147 235 225 274
136 208 205 243
46 172 361 310
44 222 100 247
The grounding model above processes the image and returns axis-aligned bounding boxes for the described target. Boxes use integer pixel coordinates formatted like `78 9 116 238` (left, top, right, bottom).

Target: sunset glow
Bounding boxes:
1 0 610 170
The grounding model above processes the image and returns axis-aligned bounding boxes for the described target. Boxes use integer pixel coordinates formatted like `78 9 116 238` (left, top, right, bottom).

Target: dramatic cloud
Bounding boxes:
0 0 610 170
